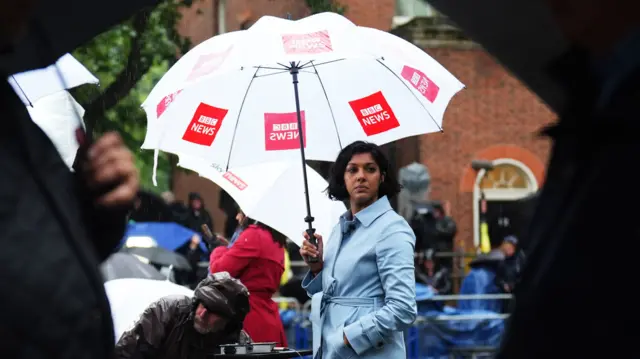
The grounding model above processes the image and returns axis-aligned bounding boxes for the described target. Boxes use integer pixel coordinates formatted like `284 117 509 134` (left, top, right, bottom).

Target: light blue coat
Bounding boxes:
302 196 417 359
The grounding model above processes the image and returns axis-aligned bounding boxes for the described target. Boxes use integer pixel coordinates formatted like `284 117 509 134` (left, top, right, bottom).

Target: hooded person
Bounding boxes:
114 272 251 359
185 192 215 249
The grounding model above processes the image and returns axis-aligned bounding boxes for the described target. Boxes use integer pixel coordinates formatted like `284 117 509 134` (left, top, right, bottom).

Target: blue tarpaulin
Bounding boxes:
457 267 503 312
122 222 207 252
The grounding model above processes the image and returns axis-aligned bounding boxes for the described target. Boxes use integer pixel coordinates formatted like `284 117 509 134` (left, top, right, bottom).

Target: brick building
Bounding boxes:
173 0 555 252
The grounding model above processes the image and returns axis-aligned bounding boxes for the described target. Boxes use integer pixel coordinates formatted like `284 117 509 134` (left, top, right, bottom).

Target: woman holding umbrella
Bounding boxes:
300 141 417 359
208 216 288 347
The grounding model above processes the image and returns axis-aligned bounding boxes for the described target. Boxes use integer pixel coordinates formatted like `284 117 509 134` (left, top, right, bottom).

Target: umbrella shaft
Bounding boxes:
290 64 318 263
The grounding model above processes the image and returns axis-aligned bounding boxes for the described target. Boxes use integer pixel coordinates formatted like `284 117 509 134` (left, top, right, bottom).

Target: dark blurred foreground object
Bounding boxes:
0 0 162 74
122 246 192 271
100 252 166 282
0 1 160 358
425 0 569 114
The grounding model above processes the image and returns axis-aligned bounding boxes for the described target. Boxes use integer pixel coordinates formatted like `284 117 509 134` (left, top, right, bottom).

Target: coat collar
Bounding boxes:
340 195 393 230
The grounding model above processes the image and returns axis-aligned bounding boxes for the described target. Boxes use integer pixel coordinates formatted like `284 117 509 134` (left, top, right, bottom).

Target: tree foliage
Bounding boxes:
71 0 195 193
305 0 346 14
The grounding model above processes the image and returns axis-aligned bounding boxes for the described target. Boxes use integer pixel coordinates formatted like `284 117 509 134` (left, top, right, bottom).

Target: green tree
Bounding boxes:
305 0 346 14
71 0 195 193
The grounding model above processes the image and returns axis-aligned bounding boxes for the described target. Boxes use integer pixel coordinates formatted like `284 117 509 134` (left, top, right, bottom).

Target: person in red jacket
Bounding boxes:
209 218 288 347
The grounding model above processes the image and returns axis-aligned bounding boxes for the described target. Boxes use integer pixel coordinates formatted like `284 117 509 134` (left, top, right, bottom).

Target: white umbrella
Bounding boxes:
146 12 462 239
148 13 464 170
8 53 99 106
105 278 194 342
178 156 346 248
26 90 86 169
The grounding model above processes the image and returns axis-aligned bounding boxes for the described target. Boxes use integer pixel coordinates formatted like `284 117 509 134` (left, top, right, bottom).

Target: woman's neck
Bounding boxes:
350 196 378 215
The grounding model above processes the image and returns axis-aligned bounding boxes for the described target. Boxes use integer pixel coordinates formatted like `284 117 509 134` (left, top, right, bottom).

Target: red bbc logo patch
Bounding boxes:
182 103 228 146
401 65 440 103
186 46 232 82
264 111 306 151
348 91 400 136
282 30 333 55
156 89 182 118
223 171 248 191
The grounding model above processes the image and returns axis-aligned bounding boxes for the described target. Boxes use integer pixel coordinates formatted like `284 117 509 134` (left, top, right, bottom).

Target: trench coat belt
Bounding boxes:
320 295 384 317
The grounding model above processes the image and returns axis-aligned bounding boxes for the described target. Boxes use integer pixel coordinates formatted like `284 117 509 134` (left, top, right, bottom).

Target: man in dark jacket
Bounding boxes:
0 5 139 357
114 272 251 359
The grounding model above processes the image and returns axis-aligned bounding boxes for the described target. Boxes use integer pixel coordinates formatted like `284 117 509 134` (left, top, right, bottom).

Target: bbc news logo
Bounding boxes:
282 30 333 55
264 111 306 151
348 91 400 136
359 104 384 117
197 115 218 127
272 122 298 132
401 65 440 103
223 171 248 191
182 103 228 146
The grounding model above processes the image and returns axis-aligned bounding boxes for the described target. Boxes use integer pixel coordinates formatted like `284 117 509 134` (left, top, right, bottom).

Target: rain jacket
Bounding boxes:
114 272 251 359
210 225 288 346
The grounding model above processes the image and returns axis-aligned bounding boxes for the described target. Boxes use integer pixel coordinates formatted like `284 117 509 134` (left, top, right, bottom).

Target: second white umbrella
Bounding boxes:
178 156 346 248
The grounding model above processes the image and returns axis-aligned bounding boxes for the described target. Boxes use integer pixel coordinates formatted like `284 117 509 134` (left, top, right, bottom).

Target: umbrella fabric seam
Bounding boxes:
309 60 343 149
225 66 262 171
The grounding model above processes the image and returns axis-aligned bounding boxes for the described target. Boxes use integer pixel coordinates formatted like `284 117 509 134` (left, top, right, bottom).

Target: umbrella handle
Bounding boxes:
290 63 319 264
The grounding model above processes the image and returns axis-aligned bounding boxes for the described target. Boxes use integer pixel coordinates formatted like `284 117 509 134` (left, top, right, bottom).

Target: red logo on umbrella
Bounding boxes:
401 65 440 103
182 103 228 146
264 111 306 151
223 171 248 191
282 30 333 55
156 89 182 118
187 46 232 82
349 91 400 136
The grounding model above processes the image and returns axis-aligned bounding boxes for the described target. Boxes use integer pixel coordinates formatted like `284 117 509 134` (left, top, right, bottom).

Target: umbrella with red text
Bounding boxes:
144 12 464 249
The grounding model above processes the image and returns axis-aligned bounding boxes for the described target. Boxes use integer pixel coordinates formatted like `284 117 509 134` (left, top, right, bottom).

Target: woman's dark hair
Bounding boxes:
326 141 401 202
246 216 287 247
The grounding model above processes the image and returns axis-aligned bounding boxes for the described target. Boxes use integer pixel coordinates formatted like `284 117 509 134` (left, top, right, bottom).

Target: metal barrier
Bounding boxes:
279 293 512 358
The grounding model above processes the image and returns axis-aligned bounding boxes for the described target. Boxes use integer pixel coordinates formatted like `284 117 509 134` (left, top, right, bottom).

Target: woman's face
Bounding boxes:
235 211 246 225
344 152 383 208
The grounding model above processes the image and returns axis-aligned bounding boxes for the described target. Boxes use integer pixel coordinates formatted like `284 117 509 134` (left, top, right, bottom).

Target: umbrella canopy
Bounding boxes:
121 245 192 271
144 13 464 169
100 252 166 282
123 222 206 252
143 13 462 239
26 90 85 169
178 157 346 248
0 0 162 74
8 53 98 105
105 278 194 342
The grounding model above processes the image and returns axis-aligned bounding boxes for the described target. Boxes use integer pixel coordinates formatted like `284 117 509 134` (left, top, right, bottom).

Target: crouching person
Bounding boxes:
114 272 251 359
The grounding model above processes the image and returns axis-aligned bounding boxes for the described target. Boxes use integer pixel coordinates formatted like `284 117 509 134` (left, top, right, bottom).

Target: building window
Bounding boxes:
479 164 531 190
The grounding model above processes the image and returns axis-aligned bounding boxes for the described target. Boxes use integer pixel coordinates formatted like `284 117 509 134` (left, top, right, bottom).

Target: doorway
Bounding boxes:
473 159 538 248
